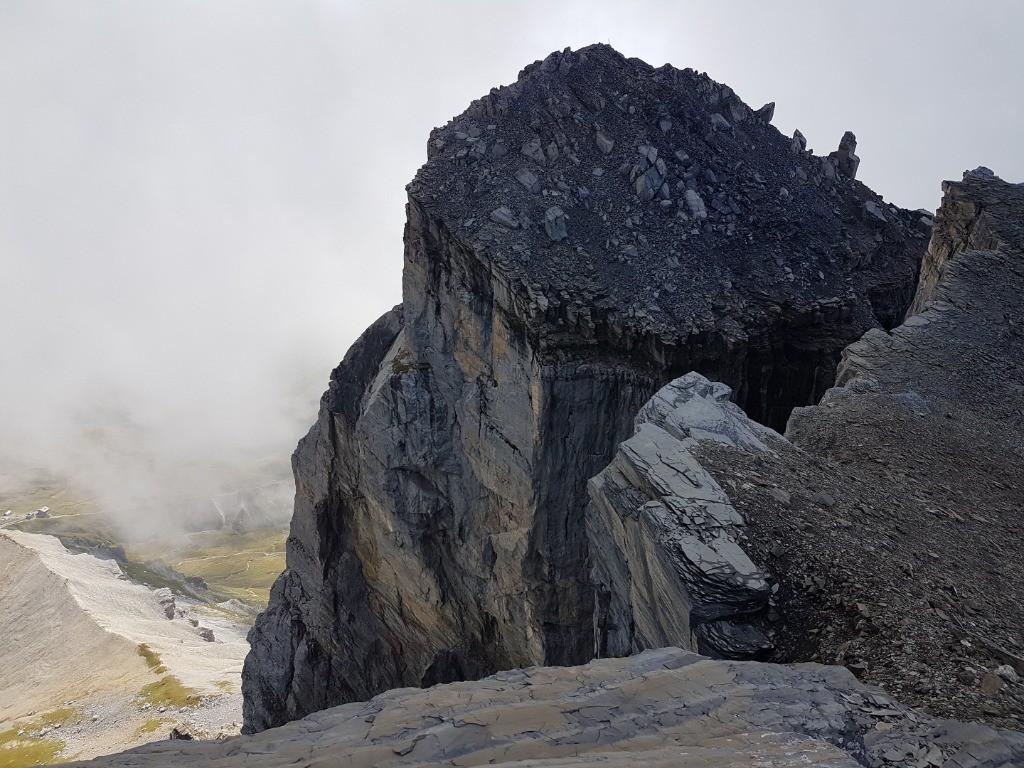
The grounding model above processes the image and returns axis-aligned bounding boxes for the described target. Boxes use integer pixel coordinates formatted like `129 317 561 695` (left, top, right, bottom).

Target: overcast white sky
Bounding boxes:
1 1 1022 508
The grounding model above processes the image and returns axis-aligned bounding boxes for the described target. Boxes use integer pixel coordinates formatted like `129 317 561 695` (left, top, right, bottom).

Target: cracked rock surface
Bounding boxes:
242 42 927 734
69 648 1024 768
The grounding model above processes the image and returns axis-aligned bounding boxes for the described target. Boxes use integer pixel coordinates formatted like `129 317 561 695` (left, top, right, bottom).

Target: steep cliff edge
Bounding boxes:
242 44 926 732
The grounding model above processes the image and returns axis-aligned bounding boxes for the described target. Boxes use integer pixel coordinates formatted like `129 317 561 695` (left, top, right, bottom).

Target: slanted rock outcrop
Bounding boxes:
243 43 926 732
588 372 781 660
71 649 1024 768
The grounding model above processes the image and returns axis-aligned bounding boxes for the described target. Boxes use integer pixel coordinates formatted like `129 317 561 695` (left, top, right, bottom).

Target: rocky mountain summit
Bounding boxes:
410 44 924 429
242 43 963 735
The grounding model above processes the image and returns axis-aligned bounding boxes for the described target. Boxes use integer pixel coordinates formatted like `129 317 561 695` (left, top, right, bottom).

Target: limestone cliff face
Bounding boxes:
242 44 925 732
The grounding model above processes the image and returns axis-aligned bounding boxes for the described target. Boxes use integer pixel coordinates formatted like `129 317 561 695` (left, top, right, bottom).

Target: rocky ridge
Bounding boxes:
693 170 1024 730
243 43 928 732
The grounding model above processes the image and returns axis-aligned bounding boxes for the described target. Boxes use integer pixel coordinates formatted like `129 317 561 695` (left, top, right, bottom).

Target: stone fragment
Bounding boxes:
156 589 176 620
864 201 888 222
595 130 615 154
755 102 775 122
893 391 931 415
685 189 708 220
515 168 541 193
791 129 807 153
635 165 665 202
489 206 519 228
544 206 568 241
811 491 836 508
521 137 547 163
835 131 860 179
995 665 1020 683
710 113 731 130
981 673 1005 696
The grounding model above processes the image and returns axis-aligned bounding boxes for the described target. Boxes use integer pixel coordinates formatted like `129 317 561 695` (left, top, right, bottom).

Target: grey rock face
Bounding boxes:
243 43 927 733
73 649 1024 768
906 171 1009 317
589 373 781 660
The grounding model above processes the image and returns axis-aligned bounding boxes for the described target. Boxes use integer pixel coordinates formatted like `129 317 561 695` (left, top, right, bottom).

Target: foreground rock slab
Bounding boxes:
69 649 1024 768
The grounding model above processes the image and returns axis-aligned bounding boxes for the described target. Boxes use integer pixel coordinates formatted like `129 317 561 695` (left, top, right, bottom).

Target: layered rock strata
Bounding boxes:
243 43 925 732
588 372 782 660
72 649 1024 768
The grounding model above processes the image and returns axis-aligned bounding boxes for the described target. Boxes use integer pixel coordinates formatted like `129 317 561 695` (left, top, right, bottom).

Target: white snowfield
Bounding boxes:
0 530 249 725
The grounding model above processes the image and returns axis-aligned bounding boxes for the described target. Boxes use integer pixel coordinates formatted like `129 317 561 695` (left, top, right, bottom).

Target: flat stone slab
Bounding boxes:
66 648 1024 768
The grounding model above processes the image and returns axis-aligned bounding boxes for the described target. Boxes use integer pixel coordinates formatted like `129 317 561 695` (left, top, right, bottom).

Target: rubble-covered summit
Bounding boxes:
411 43 923 360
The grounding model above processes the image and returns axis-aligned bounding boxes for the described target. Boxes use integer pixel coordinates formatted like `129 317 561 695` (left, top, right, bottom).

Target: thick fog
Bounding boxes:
1 1 1022 532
